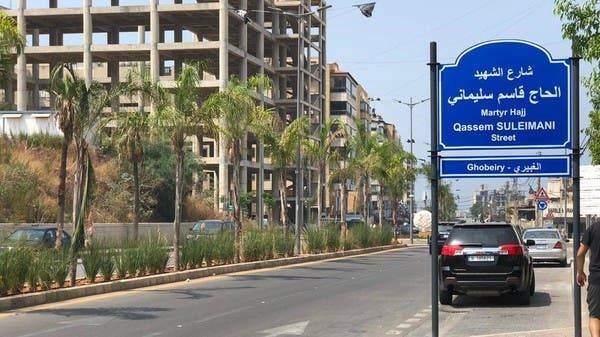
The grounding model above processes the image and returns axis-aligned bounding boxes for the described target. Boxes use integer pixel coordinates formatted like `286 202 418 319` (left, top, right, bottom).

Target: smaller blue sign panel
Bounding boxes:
440 155 571 178
538 200 548 211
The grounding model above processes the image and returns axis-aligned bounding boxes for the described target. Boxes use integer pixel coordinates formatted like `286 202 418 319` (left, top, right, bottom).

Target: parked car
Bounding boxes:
0 226 71 251
345 213 365 229
429 221 457 254
522 228 568 267
398 223 419 236
439 222 536 305
187 220 234 239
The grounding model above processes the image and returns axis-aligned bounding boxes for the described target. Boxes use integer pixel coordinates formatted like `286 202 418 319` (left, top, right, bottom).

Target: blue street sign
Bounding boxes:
439 155 571 178
438 40 571 150
537 200 548 211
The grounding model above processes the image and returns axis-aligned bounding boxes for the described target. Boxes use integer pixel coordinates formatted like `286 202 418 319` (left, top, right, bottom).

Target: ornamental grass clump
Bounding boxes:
304 226 326 254
272 228 294 258
98 241 115 282
353 224 372 248
243 229 270 262
324 225 341 252
82 240 103 283
215 230 235 265
0 246 32 294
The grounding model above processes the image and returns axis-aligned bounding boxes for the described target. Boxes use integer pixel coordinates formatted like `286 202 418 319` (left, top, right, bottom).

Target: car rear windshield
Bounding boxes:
7 229 45 242
447 225 519 247
523 230 559 239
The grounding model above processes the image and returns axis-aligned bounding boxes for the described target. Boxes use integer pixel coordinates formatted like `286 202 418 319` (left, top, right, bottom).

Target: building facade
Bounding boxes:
2 0 327 222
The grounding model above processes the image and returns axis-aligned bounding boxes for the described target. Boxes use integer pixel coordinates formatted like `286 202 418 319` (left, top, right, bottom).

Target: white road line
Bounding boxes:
414 312 428 318
396 323 412 329
468 327 572 337
420 308 432 313
405 318 420 323
385 330 402 335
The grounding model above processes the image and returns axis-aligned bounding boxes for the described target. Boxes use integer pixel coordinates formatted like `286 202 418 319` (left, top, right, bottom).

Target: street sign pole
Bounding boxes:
571 44 582 337
429 41 440 337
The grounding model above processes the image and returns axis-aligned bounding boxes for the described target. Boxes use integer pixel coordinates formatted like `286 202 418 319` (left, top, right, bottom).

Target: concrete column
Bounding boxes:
49 0 57 7
111 0 119 5
218 0 229 213
16 0 27 111
174 26 182 77
108 27 120 112
83 0 92 88
6 68 14 107
150 0 159 83
257 0 266 226
138 25 146 112
159 27 165 76
240 0 248 195
32 29 40 109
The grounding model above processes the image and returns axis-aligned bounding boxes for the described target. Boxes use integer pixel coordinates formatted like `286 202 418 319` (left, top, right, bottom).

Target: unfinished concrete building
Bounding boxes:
2 0 327 224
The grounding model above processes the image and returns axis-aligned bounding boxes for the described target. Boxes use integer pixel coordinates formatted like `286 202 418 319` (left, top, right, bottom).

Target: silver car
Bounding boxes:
523 228 568 267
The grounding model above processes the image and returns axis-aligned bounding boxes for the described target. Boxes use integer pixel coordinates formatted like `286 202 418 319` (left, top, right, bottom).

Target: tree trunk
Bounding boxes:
173 145 184 271
232 148 242 263
132 143 140 241
378 188 383 228
363 175 369 226
55 137 69 249
69 143 85 287
316 164 323 228
340 183 347 249
279 169 287 229
392 197 398 228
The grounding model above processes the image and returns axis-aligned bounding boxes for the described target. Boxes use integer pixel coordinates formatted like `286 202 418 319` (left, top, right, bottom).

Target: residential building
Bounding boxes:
1 0 327 223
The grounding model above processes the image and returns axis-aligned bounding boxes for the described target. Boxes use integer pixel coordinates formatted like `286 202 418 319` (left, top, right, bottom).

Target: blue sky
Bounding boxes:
1 0 590 213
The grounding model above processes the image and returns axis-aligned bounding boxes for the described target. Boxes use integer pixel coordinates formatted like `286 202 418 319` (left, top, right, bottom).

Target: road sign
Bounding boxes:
438 40 571 150
538 200 548 211
536 187 549 201
439 155 571 178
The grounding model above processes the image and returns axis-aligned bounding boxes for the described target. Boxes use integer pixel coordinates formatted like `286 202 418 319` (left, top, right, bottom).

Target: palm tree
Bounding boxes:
328 145 355 246
372 139 400 227
0 12 25 83
264 116 310 232
152 63 216 270
105 66 163 240
49 64 78 249
303 119 343 228
378 144 415 227
202 75 274 262
347 116 381 225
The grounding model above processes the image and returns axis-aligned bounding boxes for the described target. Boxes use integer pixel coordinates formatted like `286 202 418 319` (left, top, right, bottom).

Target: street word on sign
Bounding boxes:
536 187 549 201
438 40 571 150
439 155 571 178
538 200 548 211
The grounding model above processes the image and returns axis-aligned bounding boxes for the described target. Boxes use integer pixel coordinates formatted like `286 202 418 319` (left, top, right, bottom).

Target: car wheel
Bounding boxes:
439 290 452 305
516 289 531 305
529 272 535 296
560 258 568 268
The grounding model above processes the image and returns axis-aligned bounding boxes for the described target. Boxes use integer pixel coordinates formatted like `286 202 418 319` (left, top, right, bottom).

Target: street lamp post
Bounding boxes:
393 97 429 244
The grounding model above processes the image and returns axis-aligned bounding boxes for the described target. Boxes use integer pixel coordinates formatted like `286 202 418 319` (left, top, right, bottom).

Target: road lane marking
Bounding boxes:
405 318 420 323
385 330 402 335
396 323 411 329
413 312 427 318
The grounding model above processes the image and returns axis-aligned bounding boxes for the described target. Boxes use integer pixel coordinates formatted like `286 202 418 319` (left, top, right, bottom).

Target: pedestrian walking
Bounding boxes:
576 221 600 337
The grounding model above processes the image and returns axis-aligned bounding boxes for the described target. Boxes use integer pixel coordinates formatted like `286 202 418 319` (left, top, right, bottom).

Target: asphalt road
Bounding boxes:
0 246 586 337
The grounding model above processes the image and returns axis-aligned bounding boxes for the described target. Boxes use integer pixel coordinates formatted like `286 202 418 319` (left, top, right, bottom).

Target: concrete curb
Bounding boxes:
0 244 407 312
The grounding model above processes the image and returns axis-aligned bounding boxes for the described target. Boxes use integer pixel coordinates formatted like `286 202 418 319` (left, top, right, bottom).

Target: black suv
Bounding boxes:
439 223 535 305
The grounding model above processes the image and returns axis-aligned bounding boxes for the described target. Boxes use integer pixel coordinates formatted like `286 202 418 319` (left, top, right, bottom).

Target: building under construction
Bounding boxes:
2 0 327 223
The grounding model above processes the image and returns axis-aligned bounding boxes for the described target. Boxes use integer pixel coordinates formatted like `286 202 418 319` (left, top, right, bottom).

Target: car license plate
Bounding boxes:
535 245 547 249
468 255 494 262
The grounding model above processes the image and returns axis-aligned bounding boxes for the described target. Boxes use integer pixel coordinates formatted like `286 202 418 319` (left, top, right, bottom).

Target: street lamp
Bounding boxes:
393 97 429 244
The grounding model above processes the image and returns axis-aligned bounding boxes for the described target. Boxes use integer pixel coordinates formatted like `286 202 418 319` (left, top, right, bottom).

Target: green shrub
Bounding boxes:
37 250 54 290
243 229 269 262
181 237 205 269
272 228 293 257
123 241 140 277
324 225 341 252
374 226 393 246
48 250 69 288
114 253 127 279
215 230 235 264
343 230 356 250
26 251 41 292
304 226 326 254
99 243 115 282
17 133 63 149
353 224 372 248
203 236 216 267
137 234 169 275
0 246 32 294
82 241 103 283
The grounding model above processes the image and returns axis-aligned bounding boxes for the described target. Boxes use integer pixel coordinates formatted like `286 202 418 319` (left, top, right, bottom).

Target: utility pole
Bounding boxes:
536 176 541 227
393 97 429 244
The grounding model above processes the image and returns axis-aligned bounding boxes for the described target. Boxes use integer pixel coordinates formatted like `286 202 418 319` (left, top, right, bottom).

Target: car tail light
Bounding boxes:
499 244 523 256
441 245 464 256
554 241 564 249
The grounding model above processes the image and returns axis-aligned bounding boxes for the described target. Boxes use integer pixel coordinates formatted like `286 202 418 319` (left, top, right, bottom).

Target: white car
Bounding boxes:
523 228 568 267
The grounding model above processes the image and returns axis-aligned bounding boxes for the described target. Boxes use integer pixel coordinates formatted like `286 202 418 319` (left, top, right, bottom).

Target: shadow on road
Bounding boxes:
229 274 342 281
147 286 256 300
450 291 552 308
33 306 170 320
